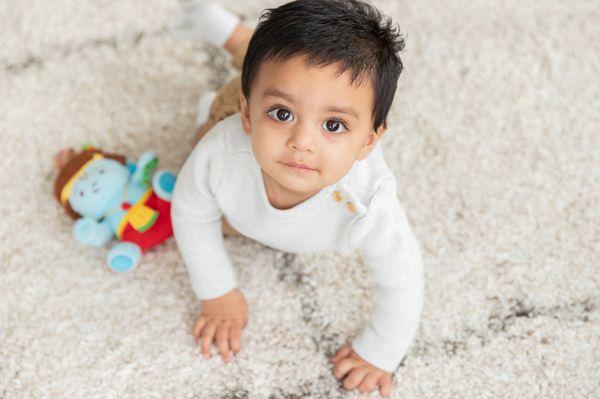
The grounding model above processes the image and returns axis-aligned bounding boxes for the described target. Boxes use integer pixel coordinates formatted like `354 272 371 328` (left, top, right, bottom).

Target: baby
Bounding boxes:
170 0 424 396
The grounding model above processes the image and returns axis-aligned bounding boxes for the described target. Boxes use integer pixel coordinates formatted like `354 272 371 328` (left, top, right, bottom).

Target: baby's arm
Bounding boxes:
336 177 424 394
171 127 247 361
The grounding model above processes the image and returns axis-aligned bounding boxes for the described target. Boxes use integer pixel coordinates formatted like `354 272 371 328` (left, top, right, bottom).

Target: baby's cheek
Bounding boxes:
259 143 284 171
323 160 350 184
251 139 269 160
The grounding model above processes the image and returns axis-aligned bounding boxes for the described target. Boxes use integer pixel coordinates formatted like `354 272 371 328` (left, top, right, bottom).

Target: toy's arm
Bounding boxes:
125 158 136 176
131 151 158 188
73 217 114 246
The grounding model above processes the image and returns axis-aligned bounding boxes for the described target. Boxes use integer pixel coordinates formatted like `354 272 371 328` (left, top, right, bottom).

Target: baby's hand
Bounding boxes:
193 287 249 362
331 343 393 397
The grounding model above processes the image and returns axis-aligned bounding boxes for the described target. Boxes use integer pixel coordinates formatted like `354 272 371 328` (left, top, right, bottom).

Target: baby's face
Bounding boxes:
240 54 385 201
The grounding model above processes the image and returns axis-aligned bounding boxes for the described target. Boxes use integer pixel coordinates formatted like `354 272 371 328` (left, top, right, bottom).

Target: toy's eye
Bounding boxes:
99 169 105 174
79 191 84 197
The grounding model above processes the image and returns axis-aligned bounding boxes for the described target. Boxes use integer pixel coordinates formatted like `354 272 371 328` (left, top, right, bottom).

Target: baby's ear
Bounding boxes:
356 130 381 161
376 123 388 138
239 93 251 135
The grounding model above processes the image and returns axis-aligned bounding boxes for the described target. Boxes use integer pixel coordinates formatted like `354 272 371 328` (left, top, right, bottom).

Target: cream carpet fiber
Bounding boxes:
1 1 598 397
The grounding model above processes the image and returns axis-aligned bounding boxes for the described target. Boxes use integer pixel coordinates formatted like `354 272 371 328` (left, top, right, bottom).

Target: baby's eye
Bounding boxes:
267 107 294 122
322 119 348 134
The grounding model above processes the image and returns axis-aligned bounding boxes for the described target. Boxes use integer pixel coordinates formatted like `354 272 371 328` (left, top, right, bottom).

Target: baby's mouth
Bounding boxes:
284 161 316 170
283 162 317 173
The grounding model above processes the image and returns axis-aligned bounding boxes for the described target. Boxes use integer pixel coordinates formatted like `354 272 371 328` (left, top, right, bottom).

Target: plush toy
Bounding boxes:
53 145 176 272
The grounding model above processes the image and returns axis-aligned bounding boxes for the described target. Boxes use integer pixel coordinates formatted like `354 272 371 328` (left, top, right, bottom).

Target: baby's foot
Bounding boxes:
170 0 240 47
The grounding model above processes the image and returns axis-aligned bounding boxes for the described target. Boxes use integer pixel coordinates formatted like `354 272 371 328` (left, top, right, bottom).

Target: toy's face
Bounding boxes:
69 159 129 219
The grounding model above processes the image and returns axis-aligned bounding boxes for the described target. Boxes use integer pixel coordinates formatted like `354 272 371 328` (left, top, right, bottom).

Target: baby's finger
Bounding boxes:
215 321 232 362
200 321 218 358
333 358 355 380
358 373 379 393
378 374 392 397
331 344 352 363
343 368 367 390
193 316 207 344
229 323 243 353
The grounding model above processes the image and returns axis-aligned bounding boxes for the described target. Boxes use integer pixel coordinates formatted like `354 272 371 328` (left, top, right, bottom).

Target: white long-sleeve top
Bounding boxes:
171 113 424 373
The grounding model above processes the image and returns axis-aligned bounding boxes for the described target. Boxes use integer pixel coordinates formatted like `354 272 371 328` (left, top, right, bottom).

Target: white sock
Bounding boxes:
195 91 217 128
170 0 240 47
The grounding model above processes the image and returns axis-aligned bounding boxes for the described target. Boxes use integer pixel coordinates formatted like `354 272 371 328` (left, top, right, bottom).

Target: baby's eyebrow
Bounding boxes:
262 87 295 103
325 105 359 120
262 87 359 120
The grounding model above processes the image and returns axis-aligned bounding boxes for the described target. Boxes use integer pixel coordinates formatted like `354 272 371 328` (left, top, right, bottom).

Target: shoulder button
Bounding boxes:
346 202 356 213
332 191 344 202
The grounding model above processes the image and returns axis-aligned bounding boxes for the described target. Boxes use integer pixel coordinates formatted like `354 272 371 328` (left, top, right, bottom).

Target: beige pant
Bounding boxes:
194 39 250 237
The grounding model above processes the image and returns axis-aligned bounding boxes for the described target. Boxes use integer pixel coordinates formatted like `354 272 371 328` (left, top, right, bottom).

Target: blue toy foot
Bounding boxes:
107 242 142 273
153 170 176 201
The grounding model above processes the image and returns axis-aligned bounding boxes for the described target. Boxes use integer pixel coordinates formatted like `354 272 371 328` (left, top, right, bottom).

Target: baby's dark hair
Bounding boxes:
241 0 406 132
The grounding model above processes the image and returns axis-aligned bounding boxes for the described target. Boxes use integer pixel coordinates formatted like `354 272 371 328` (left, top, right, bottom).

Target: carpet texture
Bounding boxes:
1 0 598 398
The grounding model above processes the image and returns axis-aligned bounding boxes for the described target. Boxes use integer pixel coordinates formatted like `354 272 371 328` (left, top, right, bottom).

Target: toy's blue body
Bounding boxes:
67 151 176 272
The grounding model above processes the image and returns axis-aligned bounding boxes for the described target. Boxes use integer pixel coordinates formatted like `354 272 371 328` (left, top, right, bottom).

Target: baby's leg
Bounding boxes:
194 25 250 142
172 1 252 139
224 25 253 70
171 1 241 48
194 75 242 143
170 0 252 70
194 15 251 142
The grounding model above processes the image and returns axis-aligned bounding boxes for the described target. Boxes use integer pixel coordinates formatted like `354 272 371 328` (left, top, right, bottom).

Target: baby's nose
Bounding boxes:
288 127 315 152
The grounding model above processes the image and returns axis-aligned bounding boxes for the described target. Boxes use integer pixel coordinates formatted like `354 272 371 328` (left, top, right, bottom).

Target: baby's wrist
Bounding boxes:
203 286 239 302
